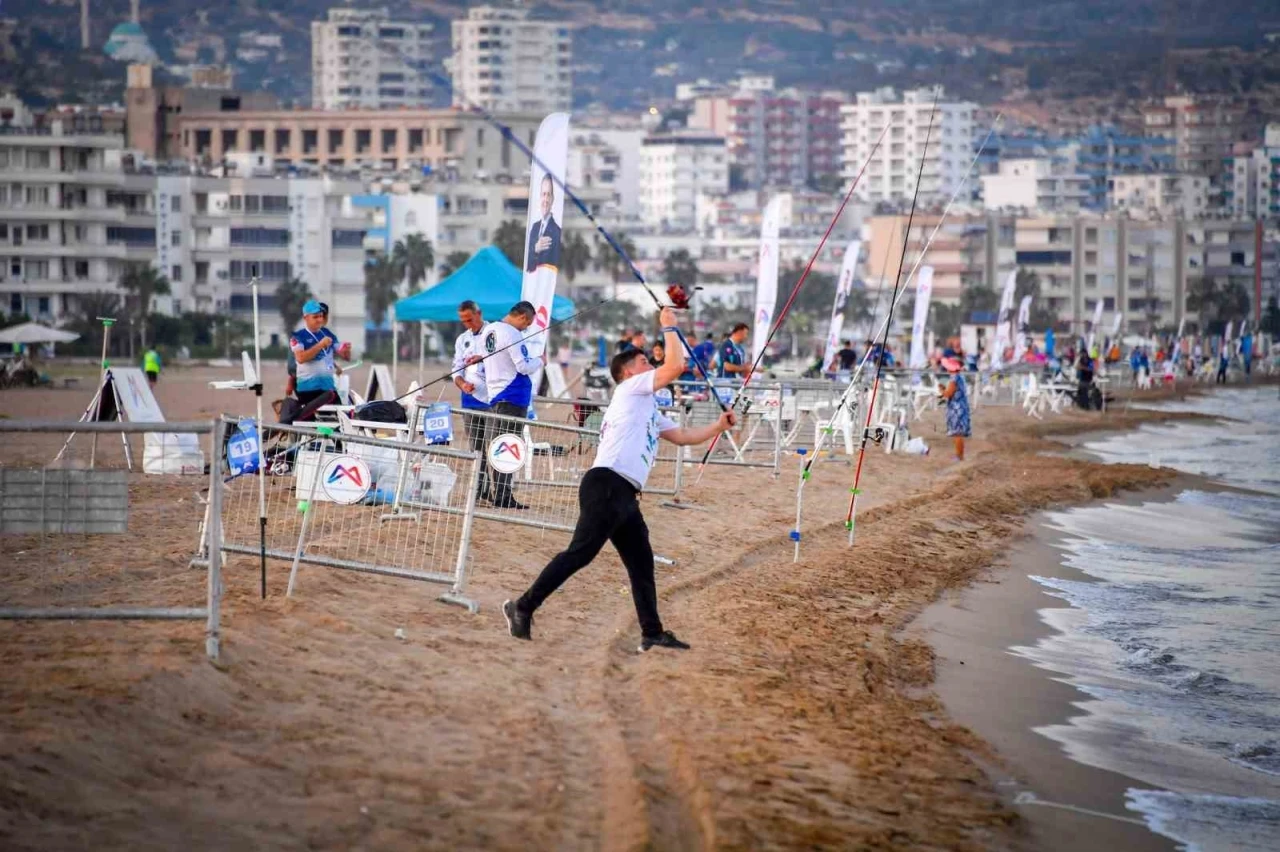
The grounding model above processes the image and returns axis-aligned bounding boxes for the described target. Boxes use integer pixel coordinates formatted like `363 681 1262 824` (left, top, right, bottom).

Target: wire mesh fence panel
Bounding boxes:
447 407 597 533
674 382 783 471
212 419 482 610
0 420 223 660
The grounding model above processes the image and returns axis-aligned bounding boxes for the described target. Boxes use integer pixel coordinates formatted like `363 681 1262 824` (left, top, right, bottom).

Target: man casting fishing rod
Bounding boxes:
503 307 737 652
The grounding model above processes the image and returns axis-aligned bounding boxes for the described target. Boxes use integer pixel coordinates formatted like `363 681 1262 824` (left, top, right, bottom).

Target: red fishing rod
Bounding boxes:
692 121 892 480
844 88 940 544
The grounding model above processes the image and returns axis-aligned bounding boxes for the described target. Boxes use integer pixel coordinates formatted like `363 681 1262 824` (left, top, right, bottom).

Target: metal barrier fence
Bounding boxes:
210 418 483 611
0 419 224 660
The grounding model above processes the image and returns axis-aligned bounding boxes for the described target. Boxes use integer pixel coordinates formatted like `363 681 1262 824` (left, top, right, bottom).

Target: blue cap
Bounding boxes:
302 299 323 316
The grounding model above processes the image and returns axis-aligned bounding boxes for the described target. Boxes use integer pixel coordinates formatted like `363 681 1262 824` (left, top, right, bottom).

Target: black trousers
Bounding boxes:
518 467 663 638
463 410 493 499
488 401 527 504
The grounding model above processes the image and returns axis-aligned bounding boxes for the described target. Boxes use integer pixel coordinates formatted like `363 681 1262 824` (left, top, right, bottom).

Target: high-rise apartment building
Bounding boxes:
1227 123 1280 220
0 123 151 324
449 5 571 115
311 8 435 110
839 87 978 205
1142 95 1244 205
639 130 729 231
688 76 846 190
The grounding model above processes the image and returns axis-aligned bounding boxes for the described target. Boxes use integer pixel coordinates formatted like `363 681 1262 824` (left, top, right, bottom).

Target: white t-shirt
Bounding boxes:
593 371 678 490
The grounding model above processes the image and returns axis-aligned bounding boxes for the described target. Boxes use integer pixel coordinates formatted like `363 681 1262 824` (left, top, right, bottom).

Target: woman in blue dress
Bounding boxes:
940 356 971 461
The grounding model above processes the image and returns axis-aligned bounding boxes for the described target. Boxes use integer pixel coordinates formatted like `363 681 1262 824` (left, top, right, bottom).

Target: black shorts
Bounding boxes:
145 370 158 384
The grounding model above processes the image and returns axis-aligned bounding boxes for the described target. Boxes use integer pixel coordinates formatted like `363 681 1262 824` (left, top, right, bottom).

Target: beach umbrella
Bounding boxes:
0 322 80 345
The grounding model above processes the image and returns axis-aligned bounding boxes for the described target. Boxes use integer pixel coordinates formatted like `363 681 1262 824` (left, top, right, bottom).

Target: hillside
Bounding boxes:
2 0 1278 120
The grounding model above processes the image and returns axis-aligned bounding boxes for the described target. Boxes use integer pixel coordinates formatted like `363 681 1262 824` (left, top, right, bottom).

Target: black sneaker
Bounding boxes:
639 631 690 652
493 496 528 510
502 599 532 640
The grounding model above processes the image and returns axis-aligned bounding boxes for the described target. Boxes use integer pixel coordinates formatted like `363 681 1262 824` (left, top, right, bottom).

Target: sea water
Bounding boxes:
1014 387 1280 851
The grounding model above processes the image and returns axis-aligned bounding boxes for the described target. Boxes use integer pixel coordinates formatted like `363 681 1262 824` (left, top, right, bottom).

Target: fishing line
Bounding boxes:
692 122 892 477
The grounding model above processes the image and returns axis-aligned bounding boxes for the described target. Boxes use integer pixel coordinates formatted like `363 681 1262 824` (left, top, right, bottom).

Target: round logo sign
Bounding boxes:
487 433 526 475
319 455 372 505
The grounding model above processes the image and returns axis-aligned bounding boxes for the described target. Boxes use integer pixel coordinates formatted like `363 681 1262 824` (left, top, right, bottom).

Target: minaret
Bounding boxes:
130 0 140 24
80 0 90 49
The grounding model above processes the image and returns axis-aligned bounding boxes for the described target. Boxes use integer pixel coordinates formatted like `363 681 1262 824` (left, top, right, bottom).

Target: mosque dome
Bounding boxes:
104 21 158 64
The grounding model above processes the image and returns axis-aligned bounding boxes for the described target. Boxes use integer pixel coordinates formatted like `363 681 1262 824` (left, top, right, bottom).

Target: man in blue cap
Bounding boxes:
289 299 342 405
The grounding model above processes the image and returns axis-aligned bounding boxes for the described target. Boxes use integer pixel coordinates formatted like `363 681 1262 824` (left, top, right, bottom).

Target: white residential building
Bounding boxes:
1108 173 1212 220
1227 123 1280 220
163 174 375 347
311 8 435 110
568 128 644 221
638 130 728 231
839 86 978 205
449 5 572 115
980 158 1092 213
0 124 148 325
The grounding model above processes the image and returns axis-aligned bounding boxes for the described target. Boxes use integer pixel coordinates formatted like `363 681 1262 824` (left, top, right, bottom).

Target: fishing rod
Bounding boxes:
692 122 892 479
406 63 731 413
844 88 940 544
794 113 1003 476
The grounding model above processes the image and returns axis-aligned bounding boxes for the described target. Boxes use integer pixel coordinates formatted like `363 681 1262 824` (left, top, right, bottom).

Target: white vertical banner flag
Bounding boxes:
1110 312 1123 338
1087 298 1104 352
1013 294 1033 362
520 113 571 400
822 239 861 372
752 197 782 365
991 269 1017 368
908 265 934 369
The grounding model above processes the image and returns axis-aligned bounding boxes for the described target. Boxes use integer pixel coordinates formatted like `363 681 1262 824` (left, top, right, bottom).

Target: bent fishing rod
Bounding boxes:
692 121 893 479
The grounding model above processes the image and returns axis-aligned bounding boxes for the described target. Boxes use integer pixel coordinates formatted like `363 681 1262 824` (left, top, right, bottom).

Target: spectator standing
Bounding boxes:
466 301 542 510
717 323 750 379
453 300 494 503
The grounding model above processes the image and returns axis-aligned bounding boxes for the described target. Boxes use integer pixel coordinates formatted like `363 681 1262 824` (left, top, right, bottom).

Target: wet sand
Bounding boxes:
0 364 1198 850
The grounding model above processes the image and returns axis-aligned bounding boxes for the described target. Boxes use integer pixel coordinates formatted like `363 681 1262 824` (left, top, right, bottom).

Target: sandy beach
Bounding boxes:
0 363 1215 850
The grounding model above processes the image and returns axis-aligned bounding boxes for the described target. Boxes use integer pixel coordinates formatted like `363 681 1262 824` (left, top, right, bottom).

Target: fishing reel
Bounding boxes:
666 284 700 310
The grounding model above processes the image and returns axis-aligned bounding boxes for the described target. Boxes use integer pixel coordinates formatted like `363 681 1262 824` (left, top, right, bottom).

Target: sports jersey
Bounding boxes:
481 321 541 408
289 326 338 393
717 338 745 378
593 371 678 490
452 326 490 409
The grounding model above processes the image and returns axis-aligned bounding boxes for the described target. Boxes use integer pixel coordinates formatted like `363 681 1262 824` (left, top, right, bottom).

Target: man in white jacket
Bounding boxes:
503 307 736 652
453 300 493 501
465 301 541 509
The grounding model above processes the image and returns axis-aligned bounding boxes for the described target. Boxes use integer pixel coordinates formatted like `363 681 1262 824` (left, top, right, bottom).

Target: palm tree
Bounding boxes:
119 263 171 352
393 233 435 293
363 256 401 331
559 230 592 284
595 232 637 295
440 250 472 278
492 219 527 268
275 276 312 334
662 249 699 288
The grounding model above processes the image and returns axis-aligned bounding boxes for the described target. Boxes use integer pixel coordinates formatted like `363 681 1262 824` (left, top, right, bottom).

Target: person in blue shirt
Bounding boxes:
716 323 749 379
289 300 342 406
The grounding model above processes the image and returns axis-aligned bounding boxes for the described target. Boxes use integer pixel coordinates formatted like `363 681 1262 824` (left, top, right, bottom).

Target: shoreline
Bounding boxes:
910 490 1189 852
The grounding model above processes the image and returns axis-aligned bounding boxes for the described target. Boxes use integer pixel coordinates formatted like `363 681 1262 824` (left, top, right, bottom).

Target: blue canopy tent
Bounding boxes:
393 246 575 322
